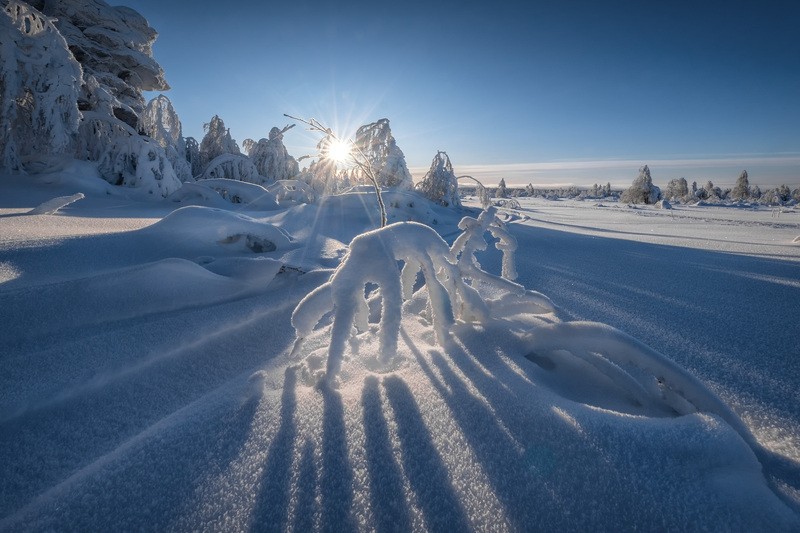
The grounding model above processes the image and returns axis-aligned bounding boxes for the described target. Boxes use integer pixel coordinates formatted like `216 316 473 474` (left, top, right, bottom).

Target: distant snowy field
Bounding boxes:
1 170 799 530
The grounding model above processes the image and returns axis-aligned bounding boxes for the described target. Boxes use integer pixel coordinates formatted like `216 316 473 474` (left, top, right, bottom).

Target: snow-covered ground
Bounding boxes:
1 172 799 530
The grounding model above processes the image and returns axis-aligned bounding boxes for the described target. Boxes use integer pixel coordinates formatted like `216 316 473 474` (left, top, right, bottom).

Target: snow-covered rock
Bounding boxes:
29 0 168 129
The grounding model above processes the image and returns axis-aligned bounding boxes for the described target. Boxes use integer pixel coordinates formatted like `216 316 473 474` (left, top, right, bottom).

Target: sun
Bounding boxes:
326 138 352 164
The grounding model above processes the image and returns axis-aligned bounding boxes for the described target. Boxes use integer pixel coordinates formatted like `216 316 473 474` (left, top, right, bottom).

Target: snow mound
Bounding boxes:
522 321 754 441
142 206 292 254
0 257 280 352
170 179 279 210
28 193 85 215
266 179 316 206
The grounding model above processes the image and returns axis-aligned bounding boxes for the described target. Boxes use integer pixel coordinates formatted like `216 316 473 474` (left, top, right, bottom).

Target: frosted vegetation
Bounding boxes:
1 0 799 529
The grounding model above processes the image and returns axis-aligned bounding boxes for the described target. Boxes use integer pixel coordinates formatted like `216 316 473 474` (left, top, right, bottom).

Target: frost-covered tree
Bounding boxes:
249 126 299 184
776 184 792 203
0 1 82 172
621 165 661 204
703 180 722 201
418 151 461 208
241 138 256 157
496 178 508 198
184 136 201 178
663 177 689 201
141 94 191 181
199 115 240 171
730 170 750 200
525 183 535 196
352 118 413 189
199 153 259 183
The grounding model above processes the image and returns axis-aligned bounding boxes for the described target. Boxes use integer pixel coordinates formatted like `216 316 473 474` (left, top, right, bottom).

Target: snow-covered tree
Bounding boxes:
241 138 256 156
141 94 191 181
621 165 661 204
199 153 259 183
248 126 299 184
663 177 689 201
184 136 201 178
730 170 750 200
0 1 82 172
199 115 240 170
352 118 413 189
96 130 181 196
703 180 722 201
417 151 461 208
525 183 535 196
496 178 508 198
776 184 792 203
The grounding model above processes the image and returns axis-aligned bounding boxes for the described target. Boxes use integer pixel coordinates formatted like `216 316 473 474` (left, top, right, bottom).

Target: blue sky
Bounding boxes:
127 0 800 187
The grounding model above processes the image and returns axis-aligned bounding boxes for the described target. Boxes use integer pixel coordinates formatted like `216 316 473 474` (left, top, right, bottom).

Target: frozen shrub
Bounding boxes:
0 1 82 172
621 165 661 204
418 151 461 208
292 222 487 381
291 207 553 383
451 206 519 283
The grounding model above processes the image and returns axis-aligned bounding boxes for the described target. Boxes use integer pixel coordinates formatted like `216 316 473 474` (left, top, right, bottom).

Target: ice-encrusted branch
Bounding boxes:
284 114 387 227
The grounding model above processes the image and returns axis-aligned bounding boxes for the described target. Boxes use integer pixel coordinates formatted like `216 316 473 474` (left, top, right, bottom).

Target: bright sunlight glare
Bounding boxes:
326 139 352 164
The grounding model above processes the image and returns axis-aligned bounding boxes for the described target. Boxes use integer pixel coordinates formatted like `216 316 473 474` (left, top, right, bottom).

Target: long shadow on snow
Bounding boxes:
319 384 357 532
250 367 298 532
382 375 472 532
361 375 412 533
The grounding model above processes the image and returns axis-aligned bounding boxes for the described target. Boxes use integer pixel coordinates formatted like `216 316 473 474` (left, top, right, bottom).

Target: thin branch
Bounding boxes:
284 113 387 227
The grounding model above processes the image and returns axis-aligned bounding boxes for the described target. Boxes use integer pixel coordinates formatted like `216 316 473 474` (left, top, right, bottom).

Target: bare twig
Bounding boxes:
284 113 387 227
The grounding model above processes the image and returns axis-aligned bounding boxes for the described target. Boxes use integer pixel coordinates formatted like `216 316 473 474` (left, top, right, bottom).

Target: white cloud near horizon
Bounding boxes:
410 155 800 188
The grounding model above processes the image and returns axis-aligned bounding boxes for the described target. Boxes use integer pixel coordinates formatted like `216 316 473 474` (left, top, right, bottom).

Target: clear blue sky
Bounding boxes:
126 0 800 187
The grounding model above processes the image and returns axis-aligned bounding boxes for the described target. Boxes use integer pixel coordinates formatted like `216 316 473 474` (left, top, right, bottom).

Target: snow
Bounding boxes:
1 172 799 530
